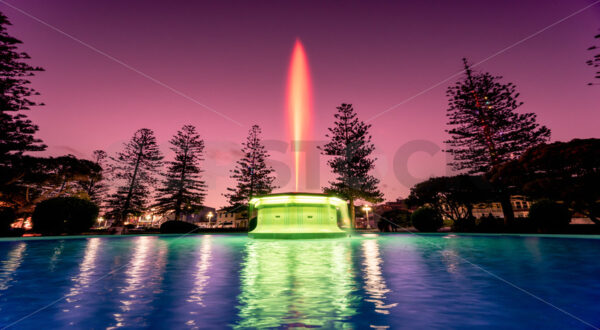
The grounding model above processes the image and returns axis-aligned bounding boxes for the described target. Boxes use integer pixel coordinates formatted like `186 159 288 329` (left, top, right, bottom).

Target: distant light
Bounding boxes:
362 233 378 238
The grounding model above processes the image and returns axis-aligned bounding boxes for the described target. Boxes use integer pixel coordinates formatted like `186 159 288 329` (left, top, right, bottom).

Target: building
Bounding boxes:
472 195 531 219
126 206 216 228
216 208 248 228
183 207 217 227
374 199 413 215
372 195 533 227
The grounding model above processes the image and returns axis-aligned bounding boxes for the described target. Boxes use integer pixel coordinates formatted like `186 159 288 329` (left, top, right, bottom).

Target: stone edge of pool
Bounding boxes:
0 232 599 242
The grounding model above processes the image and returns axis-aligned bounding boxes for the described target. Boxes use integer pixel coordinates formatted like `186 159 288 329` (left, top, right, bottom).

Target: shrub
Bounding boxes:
377 219 391 232
509 216 537 233
475 214 503 233
32 197 99 235
528 199 571 233
160 220 199 234
411 207 443 232
451 217 476 232
381 209 411 230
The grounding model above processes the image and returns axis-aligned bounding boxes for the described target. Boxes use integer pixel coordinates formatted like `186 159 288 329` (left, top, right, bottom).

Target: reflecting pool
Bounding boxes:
0 234 599 328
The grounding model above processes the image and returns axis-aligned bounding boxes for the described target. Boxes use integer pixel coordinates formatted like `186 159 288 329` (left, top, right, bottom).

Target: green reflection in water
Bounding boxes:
235 239 358 328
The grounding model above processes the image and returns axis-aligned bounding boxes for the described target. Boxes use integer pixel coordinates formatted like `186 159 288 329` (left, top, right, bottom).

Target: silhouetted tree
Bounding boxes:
489 139 600 225
320 103 382 228
0 12 45 164
378 209 411 231
154 125 206 221
77 150 109 207
107 128 163 224
411 207 443 232
407 175 493 223
586 31 600 86
225 125 276 212
32 197 99 235
0 11 46 208
445 59 550 223
1 155 101 213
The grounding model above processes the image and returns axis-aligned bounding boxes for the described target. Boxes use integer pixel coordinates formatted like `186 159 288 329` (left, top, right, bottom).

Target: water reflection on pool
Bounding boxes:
0 234 599 328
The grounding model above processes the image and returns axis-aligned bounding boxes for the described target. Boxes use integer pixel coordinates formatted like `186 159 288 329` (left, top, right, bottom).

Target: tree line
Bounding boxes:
1 8 598 235
406 57 599 232
0 8 382 231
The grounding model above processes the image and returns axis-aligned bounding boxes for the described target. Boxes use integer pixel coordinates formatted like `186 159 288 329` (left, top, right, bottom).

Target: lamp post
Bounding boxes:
97 216 105 229
207 212 214 228
362 205 372 229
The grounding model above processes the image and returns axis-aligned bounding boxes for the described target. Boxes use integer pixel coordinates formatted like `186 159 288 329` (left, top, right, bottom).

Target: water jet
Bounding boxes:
248 40 350 238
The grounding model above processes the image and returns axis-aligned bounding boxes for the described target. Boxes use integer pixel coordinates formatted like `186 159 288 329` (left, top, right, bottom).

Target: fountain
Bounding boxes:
248 40 350 239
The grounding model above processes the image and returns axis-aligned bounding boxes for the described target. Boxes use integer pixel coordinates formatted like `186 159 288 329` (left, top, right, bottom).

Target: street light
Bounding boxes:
97 216 105 228
362 205 372 229
207 212 214 228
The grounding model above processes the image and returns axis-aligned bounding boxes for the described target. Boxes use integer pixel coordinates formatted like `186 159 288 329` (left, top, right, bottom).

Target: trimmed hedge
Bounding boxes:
411 207 443 232
32 197 99 235
160 220 199 234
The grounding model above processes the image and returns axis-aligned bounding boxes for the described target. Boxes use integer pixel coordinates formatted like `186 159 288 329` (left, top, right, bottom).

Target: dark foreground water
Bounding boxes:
0 234 599 329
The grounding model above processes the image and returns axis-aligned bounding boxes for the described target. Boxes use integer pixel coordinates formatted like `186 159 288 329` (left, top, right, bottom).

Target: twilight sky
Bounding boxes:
2 0 599 208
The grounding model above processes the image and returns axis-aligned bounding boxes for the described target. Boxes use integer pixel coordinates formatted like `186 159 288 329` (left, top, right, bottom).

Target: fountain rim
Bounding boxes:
248 192 348 208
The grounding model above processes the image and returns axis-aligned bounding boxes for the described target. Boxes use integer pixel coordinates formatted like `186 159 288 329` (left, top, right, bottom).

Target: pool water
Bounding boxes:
0 234 599 329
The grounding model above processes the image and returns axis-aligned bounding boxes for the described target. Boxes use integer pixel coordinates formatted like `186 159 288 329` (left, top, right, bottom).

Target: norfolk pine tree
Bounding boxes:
586 31 600 85
107 128 163 224
445 59 550 224
225 125 276 212
0 12 45 163
320 103 383 229
154 125 207 221
0 11 46 206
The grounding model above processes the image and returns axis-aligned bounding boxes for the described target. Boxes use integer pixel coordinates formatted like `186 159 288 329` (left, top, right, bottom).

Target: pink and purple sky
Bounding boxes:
2 0 599 208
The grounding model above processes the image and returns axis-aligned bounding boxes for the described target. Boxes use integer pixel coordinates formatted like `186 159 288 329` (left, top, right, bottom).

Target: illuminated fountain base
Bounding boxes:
248 193 350 239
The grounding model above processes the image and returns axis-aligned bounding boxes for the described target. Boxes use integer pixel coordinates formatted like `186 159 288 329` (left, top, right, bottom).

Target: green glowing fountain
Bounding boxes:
248 193 350 239
248 40 350 239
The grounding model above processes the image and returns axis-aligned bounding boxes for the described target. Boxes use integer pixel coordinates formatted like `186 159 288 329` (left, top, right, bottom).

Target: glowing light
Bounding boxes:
115 236 167 327
0 243 26 291
188 236 212 307
249 194 347 208
362 239 396 315
287 39 312 191
249 193 349 238
66 238 101 308
362 233 379 238
362 205 372 229
235 240 356 328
